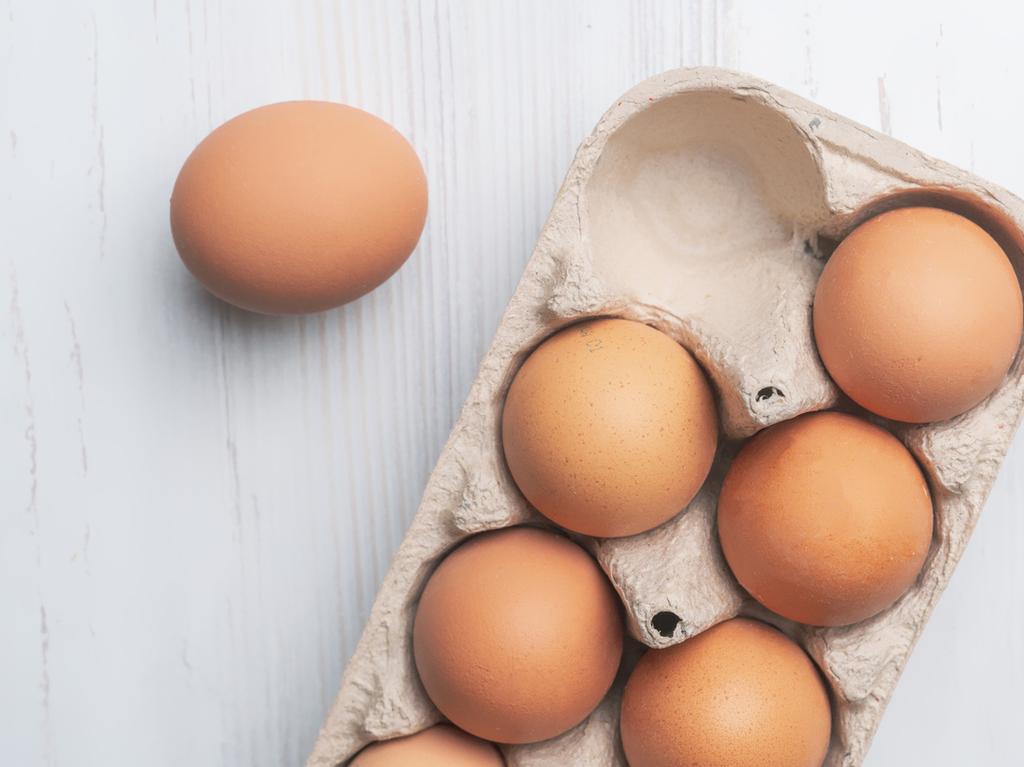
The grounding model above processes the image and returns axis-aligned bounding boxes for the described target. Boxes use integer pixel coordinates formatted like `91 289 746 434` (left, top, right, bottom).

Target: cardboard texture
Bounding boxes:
306 68 1024 767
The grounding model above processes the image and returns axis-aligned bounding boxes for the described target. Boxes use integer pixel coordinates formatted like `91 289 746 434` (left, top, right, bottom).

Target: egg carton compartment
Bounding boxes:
306 68 1024 767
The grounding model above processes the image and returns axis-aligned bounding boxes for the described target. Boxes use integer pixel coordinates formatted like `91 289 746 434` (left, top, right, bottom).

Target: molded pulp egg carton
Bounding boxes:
307 68 1024 767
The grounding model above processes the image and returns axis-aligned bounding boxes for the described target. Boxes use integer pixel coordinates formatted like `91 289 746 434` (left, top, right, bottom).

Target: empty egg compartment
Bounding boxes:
307 69 1024 767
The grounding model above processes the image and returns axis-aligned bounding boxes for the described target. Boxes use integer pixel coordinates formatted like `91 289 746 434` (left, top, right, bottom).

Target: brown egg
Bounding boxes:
413 526 622 744
718 411 933 626
620 618 831 767
501 318 718 538
171 101 427 314
813 206 1022 422
350 725 504 767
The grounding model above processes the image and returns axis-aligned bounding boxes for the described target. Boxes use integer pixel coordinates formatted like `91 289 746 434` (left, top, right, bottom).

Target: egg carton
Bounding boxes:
306 68 1024 767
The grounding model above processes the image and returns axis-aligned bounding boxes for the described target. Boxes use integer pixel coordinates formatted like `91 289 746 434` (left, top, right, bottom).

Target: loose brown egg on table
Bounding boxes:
501 318 718 538
171 101 427 314
718 410 933 627
620 618 831 767
413 526 622 744
349 724 504 767
813 206 1023 423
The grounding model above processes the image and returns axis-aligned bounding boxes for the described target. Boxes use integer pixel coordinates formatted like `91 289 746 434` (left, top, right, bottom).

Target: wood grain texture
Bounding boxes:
0 1 1020 765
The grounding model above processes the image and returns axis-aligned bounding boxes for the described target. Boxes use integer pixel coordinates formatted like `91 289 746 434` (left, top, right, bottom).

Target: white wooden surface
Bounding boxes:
1 1 1022 765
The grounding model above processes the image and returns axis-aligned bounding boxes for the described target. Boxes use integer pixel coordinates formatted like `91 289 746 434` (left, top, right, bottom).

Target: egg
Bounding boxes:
349 725 504 767
620 618 831 767
501 318 718 538
717 411 933 626
171 101 427 314
813 206 1023 422
413 526 622 744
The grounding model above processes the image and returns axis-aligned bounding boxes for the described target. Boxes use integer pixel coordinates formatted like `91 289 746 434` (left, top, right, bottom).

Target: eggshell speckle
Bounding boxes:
171 101 427 314
813 206 1023 423
501 318 718 538
620 618 831 767
412 527 623 744
718 411 934 627
349 725 504 767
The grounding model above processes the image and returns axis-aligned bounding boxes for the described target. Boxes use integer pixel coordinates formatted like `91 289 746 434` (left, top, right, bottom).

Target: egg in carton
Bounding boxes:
306 68 1024 767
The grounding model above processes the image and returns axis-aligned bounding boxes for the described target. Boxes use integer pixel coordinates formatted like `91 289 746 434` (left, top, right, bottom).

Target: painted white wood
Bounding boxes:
0 1 1020 764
